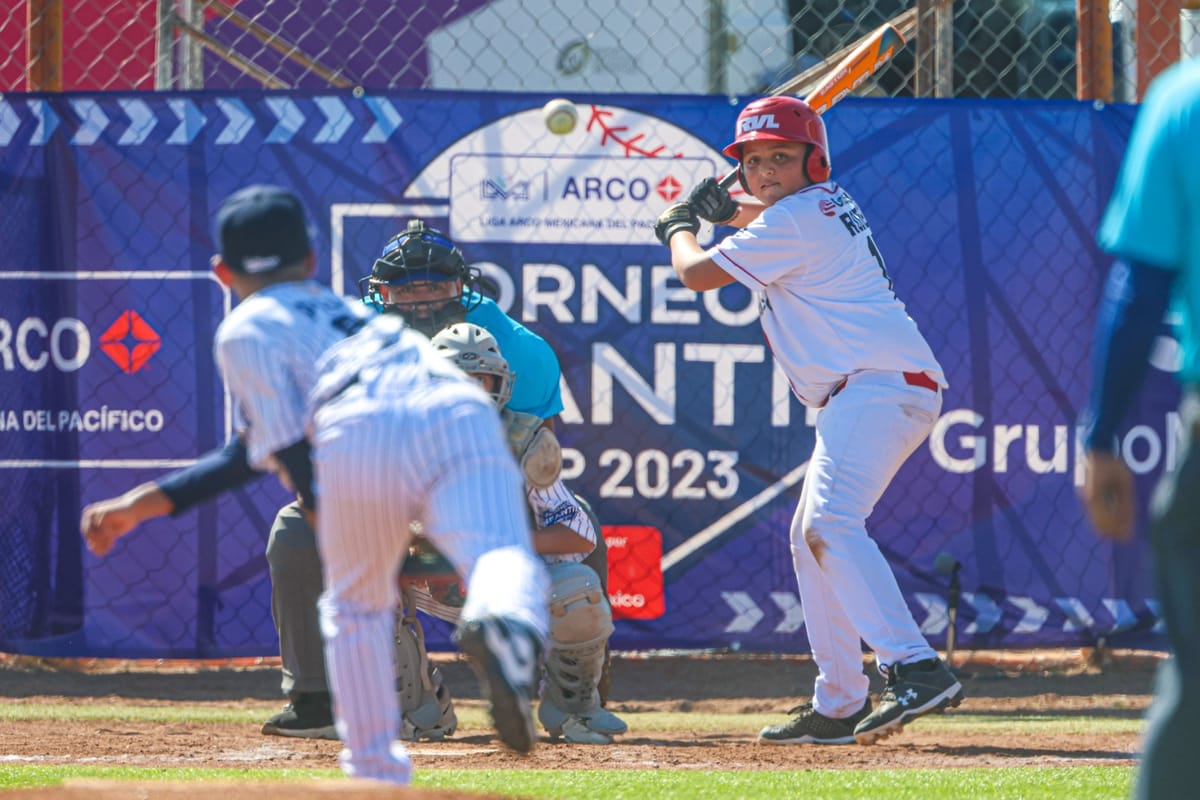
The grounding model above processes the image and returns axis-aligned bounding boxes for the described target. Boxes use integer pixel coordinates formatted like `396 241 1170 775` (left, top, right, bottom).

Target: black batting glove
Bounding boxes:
688 177 739 224
654 202 700 247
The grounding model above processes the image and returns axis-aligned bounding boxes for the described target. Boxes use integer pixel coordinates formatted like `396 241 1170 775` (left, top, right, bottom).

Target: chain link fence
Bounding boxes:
0 1 1194 657
3 1 1197 100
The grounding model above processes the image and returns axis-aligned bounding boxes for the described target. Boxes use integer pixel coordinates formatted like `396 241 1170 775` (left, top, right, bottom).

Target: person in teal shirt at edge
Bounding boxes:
1079 57 1200 800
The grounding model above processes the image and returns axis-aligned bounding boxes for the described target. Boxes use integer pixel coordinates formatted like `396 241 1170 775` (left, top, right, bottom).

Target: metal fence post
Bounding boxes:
26 0 62 91
180 0 204 89
707 0 727 96
916 0 954 98
155 0 176 89
1077 0 1114 101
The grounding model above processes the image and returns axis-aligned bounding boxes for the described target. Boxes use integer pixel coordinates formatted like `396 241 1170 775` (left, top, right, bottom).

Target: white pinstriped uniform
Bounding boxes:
308 313 549 783
528 479 597 566
710 183 946 719
214 280 371 473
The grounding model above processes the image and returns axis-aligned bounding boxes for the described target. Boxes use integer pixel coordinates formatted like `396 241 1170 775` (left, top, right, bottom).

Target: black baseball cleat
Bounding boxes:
454 616 542 753
758 698 872 745
853 658 964 745
261 691 337 740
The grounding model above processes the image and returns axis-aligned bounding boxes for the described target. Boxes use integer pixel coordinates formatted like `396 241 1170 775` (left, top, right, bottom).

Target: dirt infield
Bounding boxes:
0 648 1159 798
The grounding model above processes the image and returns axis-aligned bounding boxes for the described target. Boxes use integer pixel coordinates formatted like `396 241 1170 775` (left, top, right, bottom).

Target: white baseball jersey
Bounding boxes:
214 279 370 473
710 182 945 408
308 313 548 783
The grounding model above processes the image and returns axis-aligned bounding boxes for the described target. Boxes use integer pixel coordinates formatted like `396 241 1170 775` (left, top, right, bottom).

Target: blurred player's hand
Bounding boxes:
1079 450 1135 542
80 483 173 556
81 499 140 556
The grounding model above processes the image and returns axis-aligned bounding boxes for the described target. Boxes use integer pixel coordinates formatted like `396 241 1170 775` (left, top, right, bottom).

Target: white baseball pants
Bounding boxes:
312 380 549 784
791 370 942 719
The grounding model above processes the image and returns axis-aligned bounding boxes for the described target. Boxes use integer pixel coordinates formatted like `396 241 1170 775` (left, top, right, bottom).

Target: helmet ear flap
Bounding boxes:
806 145 831 184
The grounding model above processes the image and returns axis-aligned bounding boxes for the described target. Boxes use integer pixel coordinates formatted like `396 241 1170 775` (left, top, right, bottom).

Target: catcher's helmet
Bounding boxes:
723 96 831 185
359 219 481 335
430 322 515 408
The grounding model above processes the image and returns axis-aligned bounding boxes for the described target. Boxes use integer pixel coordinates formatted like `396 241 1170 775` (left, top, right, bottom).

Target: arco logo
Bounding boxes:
99 310 161 374
656 176 682 202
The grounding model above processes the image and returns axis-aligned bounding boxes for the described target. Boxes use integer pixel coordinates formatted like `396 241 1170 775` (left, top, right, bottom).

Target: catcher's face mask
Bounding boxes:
358 219 481 336
379 279 463 334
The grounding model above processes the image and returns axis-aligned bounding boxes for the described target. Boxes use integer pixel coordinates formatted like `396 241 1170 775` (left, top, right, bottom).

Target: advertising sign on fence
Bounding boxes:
0 90 1171 658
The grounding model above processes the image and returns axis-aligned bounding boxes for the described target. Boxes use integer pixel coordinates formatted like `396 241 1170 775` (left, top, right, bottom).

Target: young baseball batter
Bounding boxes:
80 185 550 783
655 96 963 745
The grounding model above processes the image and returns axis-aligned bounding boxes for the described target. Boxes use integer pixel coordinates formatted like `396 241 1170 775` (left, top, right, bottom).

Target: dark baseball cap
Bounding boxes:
215 184 312 274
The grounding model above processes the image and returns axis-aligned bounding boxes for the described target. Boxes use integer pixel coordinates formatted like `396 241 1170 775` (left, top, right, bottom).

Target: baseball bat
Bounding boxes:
717 14 912 190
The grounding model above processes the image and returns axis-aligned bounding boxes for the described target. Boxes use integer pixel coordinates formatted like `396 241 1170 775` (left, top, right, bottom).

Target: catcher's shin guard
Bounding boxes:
395 590 457 741
578 508 613 706
538 562 627 743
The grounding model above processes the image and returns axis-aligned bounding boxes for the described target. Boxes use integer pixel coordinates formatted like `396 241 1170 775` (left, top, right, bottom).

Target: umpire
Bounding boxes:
1079 57 1200 800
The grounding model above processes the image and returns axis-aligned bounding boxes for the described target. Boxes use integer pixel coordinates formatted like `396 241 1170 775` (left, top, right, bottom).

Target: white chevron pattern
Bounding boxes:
0 96 407 148
723 590 1168 639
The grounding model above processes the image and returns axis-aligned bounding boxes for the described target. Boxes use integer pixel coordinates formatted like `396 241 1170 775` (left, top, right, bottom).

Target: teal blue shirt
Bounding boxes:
1098 58 1200 381
465 293 564 419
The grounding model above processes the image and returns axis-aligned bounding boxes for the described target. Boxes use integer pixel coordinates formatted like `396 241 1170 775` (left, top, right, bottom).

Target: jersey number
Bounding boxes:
867 235 896 299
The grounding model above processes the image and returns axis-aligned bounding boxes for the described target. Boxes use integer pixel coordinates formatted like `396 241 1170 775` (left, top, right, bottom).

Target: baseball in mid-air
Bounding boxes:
542 98 578 135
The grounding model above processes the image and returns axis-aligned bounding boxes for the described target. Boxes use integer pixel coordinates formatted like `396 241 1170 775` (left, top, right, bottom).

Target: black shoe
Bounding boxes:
853 658 964 745
454 616 542 753
261 691 337 740
757 698 872 745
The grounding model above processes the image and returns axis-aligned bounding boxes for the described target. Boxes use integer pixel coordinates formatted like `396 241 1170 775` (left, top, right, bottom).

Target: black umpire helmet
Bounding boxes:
359 219 482 336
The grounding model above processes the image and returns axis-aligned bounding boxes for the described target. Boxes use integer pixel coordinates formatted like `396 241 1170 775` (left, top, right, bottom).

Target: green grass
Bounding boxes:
0 698 1143 798
421 768 1134 800
0 703 1146 736
0 766 341 790
0 765 1135 799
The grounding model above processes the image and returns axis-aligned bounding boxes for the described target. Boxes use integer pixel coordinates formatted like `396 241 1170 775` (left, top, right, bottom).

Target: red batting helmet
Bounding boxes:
722 96 831 184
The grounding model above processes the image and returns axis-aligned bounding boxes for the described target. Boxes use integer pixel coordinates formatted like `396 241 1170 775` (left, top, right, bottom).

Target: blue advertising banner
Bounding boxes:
0 90 1173 658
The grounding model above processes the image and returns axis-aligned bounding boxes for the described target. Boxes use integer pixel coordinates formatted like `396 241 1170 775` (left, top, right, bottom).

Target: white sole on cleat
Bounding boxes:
854 685 964 746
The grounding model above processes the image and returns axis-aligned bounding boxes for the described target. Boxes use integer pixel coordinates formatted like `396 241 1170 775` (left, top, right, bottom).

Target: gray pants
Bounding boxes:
1137 391 1200 800
265 501 328 695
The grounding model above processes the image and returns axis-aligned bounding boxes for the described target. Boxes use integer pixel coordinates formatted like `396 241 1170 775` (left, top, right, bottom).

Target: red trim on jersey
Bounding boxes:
713 250 768 287
796 181 841 196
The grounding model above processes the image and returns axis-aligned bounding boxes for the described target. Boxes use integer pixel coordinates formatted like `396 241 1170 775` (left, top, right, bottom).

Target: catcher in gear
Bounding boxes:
262 221 570 742
403 322 627 745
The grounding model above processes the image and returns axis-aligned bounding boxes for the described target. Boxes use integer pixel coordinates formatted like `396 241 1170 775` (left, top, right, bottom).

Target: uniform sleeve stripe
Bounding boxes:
712 249 767 287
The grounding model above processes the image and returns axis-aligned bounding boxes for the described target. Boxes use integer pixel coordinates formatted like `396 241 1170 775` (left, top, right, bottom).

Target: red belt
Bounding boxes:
903 371 939 392
827 371 938 404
